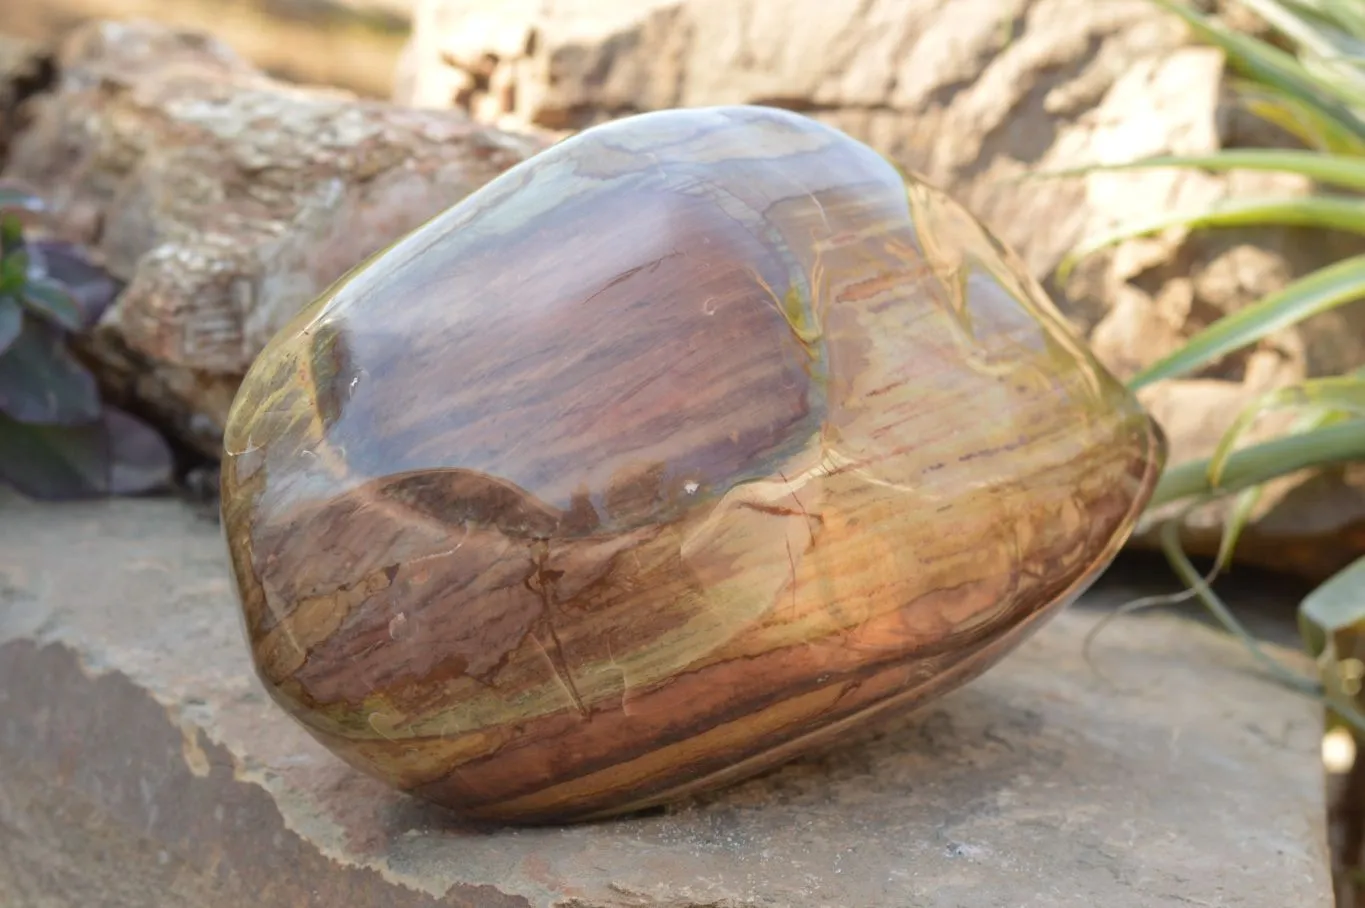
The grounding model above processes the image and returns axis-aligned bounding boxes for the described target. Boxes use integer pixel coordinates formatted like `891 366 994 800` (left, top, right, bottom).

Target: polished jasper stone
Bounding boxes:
220 105 1165 824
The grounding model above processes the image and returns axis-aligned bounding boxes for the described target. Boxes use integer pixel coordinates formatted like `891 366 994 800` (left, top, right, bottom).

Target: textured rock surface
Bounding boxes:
0 491 1332 907
0 19 546 456
396 0 1365 580
0 33 47 163
2 0 414 97
397 0 1214 284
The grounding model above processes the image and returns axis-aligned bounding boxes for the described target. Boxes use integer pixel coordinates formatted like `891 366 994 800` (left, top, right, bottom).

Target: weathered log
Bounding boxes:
2 19 547 456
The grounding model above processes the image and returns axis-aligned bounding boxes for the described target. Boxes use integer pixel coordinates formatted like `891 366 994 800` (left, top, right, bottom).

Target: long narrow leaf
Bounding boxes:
1039 149 1365 191
1240 0 1365 95
1274 0 1365 52
1248 0 1357 45
1144 260 1365 386
1237 81 1365 154
1129 255 1365 388
1062 196 1365 279
1150 0 1365 139
1210 401 1351 573
1307 0 1365 37
1208 373 1365 484
1214 485 1266 573
1159 516 1321 693
1149 417 1365 508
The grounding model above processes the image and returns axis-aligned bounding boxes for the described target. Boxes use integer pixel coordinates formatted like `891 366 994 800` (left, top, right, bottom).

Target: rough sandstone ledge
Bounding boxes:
0 492 1332 907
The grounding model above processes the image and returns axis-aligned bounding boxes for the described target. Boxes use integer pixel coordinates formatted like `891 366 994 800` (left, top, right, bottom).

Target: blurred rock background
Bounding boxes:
3 0 412 96
3 0 1363 581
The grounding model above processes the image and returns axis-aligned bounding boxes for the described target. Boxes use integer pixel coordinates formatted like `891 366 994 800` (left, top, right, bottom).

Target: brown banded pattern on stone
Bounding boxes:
220 105 1165 825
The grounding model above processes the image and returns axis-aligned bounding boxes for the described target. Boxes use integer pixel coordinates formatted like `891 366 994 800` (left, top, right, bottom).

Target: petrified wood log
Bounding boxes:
221 106 1165 824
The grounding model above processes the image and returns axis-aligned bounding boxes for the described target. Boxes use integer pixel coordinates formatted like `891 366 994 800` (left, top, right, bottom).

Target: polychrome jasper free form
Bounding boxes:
221 105 1165 825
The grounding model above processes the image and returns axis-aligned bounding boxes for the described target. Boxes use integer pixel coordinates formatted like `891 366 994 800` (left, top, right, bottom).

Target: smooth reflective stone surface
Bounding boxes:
221 105 1165 825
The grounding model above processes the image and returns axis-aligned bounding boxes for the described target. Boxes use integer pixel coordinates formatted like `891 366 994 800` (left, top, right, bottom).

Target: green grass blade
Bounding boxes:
1277 0 1365 56
1148 417 1365 509
1150 0 1365 138
1208 401 1352 574
1128 255 1365 388
1308 0 1365 37
1286 0 1365 36
1236 81 1365 153
1213 485 1265 573
1207 372 1365 484
1159 516 1321 694
1062 196 1365 279
1241 0 1342 50
1038 149 1365 191
1241 0 1365 92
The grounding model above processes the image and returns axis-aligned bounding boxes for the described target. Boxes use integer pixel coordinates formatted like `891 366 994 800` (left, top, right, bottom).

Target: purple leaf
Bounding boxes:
0 411 109 499
20 279 84 332
0 406 175 500
104 406 174 495
25 241 123 328
0 298 20 354
0 315 101 425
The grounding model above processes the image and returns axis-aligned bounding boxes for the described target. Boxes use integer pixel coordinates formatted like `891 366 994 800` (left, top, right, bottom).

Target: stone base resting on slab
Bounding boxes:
0 493 1332 907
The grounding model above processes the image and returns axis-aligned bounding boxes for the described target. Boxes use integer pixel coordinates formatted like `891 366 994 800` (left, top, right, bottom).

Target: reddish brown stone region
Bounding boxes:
220 105 1165 824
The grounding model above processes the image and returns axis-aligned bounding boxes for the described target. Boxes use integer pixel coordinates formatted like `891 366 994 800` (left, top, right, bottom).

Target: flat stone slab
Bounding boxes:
0 494 1331 907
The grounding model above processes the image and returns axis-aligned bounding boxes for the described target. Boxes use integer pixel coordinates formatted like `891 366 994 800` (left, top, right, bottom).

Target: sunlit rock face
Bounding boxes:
220 105 1165 825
